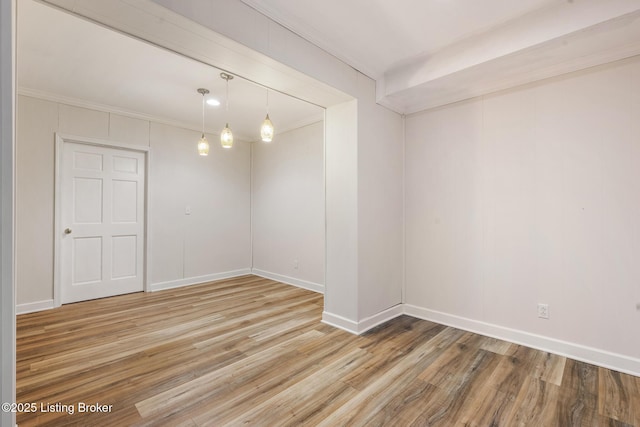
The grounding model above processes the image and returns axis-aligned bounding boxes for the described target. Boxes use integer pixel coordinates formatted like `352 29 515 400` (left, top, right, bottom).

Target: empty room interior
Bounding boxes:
2 0 640 425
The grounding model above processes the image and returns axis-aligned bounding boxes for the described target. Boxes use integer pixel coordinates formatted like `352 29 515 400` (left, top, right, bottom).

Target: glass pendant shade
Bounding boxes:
221 123 233 148
260 114 274 142
219 73 234 149
197 135 209 156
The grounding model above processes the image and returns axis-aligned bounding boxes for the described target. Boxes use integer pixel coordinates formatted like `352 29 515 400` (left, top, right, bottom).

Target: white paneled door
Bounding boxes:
60 141 145 304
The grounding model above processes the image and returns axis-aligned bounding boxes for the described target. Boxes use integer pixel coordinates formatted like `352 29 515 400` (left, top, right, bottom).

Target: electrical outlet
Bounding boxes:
293 259 299 269
537 303 549 319
636 303 640 311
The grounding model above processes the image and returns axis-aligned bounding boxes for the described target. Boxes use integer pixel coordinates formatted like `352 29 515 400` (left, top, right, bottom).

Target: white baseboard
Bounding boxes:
322 311 359 334
357 304 404 334
16 299 54 315
149 269 252 292
251 269 324 294
404 304 640 377
322 304 404 335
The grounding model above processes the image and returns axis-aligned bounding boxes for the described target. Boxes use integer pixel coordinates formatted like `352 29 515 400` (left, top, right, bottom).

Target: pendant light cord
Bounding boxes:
201 92 205 138
225 78 229 114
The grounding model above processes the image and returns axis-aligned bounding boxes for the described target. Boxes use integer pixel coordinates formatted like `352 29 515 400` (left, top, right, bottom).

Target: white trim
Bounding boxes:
144 142 151 293
53 133 150 307
322 108 329 323
321 311 359 334
55 132 150 153
149 269 252 292
18 88 323 144
251 269 324 294
401 113 406 305
19 87 198 134
249 143 254 270
16 299 54 315
53 135 62 307
404 304 640 377
322 304 404 335
357 304 404 334
239 0 379 81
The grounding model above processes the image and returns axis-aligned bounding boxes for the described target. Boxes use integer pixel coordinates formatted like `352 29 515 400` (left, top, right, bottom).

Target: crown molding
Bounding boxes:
18 87 324 143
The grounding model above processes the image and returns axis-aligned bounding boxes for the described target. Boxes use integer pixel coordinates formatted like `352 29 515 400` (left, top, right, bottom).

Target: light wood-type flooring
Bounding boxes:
16 275 640 426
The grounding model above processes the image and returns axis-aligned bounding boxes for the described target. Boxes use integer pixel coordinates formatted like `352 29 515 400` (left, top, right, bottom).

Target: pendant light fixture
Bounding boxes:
220 72 234 148
196 88 210 156
260 89 275 142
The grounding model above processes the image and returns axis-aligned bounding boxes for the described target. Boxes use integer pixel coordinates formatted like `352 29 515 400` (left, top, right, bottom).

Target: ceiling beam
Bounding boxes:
378 0 640 113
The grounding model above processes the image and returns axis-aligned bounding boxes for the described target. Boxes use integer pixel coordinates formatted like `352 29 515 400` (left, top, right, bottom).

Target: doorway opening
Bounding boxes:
16 0 327 312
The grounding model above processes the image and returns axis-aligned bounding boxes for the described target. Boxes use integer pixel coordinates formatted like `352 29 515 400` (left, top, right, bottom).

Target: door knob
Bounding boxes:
64 228 72 234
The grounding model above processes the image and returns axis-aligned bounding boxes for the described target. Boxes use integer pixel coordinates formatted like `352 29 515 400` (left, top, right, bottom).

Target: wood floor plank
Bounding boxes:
183 333 373 426
216 348 366 427
555 385 600 426
599 368 640 425
370 379 440 426
503 375 561 427
135 330 323 418
537 352 567 386
414 349 503 426
563 358 600 395
487 345 541 396
15 275 640 426
315 328 467 427
480 336 517 355
417 332 484 387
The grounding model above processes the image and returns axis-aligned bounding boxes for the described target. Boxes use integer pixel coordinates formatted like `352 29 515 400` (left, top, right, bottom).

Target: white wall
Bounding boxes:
324 101 359 325
405 56 640 371
16 96 57 304
149 122 251 289
16 95 251 308
0 0 16 424
251 121 324 292
357 77 404 320
324 78 405 330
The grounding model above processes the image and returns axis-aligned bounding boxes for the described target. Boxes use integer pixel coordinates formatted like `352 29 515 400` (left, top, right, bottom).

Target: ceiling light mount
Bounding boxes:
219 72 234 82
197 88 210 96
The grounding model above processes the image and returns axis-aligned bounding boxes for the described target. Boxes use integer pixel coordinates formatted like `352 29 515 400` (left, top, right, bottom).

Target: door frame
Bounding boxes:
53 133 150 307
